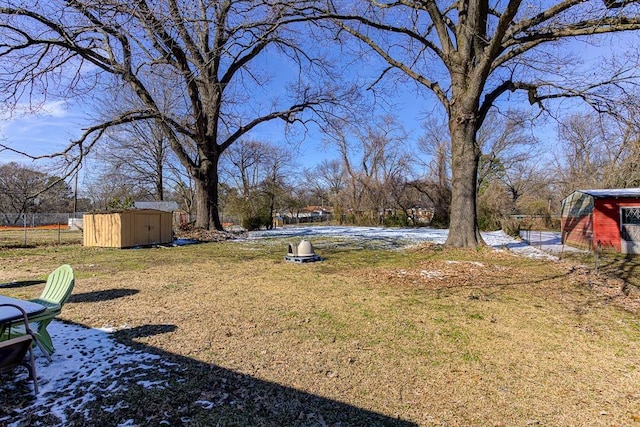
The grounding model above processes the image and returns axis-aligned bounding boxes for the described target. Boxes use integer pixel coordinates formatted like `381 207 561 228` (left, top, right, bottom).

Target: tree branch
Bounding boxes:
333 19 450 111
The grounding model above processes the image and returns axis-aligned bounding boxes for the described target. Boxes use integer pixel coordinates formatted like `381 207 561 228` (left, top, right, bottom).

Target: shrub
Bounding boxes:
384 213 409 227
242 214 270 231
501 218 521 238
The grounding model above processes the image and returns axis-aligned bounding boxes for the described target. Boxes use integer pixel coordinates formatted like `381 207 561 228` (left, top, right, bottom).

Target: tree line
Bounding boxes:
4 107 640 234
1 1 640 247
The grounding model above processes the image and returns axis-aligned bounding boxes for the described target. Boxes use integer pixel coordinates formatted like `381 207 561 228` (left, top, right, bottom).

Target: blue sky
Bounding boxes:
0 73 429 174
0 25 635 180
0 100 85 164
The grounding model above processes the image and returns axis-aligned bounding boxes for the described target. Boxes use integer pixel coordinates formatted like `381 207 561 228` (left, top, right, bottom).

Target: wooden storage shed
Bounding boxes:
561 188 640 253
83 209 173 248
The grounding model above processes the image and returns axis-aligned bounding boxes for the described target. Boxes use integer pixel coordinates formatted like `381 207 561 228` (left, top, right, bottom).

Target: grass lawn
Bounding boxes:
1 231 640 426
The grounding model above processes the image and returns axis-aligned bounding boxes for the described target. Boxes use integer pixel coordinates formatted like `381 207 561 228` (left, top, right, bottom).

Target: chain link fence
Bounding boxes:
0 212 83 227
0 213 84 247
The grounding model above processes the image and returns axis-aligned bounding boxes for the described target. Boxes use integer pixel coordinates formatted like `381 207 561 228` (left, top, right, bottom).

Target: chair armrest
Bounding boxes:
28 299 61 311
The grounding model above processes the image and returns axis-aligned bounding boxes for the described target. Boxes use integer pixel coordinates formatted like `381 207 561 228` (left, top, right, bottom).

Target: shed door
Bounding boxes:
134 213 161 246
621 207 640 254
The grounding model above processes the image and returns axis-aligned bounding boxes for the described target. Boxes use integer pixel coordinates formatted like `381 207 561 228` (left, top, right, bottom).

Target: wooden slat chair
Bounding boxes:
5 265 75 357
0 304 39 394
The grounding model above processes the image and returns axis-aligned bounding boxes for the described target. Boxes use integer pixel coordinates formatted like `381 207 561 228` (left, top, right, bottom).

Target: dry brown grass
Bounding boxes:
2 234 640 426
0 228 81 248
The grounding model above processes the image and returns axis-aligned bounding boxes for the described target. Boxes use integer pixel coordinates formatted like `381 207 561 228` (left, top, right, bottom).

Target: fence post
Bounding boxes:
23 214 27 246
539 229 542 249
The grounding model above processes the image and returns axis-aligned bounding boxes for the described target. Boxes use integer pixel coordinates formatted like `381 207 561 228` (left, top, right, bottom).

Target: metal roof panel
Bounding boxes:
578 188 640 198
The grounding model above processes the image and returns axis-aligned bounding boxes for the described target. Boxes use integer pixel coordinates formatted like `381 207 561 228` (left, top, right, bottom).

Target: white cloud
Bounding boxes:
0 99 84 163
0 99 68 123
40 100 69 118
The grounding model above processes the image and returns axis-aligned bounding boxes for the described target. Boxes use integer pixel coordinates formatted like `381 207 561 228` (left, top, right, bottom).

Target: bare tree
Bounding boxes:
168 173 196 217
221 139 266 215
83 169 146 212
0 1 353 230
554 109 640 194
221 139 295 229
280 183 314 223
386 174 427 226
327 0 640 247
601 99 640 188
261 149 296 229
611 137 640 188
314 159 346 201
306 158 347 219
416 118 452 227
334 115 412 224
0 162 73 221
501 162 550 214
476 111 541 226
477 111 536 190
417 111 546 228
100 120 173 201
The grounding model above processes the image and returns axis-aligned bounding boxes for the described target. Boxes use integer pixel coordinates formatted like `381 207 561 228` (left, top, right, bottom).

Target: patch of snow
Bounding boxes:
250 226 562 260
0 322 174 427
445 260 485 267
420 270 444 279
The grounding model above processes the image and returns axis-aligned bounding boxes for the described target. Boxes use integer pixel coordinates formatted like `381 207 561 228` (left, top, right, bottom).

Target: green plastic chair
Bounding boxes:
29 264 75 315
6 265 75 357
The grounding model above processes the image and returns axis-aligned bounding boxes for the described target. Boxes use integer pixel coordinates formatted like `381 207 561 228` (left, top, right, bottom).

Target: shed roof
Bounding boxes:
576 188 640 199
134 201 179 211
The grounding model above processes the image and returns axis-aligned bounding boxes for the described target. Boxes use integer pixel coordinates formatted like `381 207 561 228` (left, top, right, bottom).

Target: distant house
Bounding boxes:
275 206 333 225
300 206 332 218
561 188 640 253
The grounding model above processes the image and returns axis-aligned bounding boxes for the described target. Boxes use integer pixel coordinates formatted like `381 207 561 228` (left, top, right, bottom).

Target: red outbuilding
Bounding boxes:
561 188 640 253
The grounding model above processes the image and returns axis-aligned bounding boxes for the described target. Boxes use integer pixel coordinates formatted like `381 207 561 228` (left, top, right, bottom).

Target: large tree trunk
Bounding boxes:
445 109 484 247
193 159 223 231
